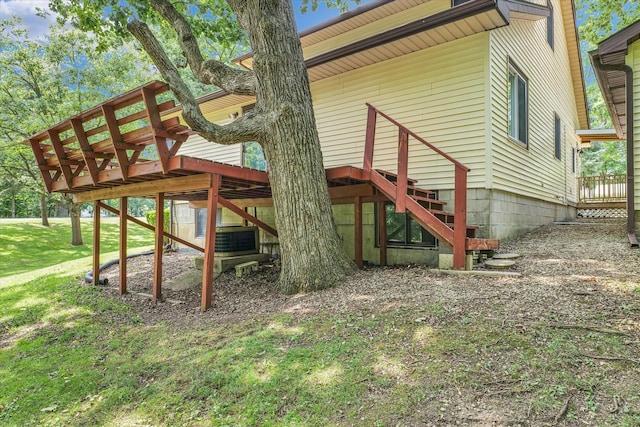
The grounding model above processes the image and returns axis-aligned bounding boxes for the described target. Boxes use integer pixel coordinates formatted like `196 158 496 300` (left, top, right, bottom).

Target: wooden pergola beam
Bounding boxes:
73 173 212 203
71 118 99 185
142 87 171 173
102 104 129 180
48 130 74 188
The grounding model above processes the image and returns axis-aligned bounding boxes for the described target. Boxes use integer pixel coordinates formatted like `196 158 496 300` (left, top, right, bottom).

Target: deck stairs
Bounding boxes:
363 104 499 269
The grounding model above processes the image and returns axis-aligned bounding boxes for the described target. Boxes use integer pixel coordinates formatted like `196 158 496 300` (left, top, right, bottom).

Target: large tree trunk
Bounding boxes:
70 202 83 246
240 0 356 293
40 192 49 226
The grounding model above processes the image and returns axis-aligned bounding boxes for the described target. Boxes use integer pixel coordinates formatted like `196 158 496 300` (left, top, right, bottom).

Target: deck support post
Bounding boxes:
202 174 220 312
119 197 128 294
153 192 164 303
378 201 387 267
453 165 467 269
93 200 101 286
354 196 363 268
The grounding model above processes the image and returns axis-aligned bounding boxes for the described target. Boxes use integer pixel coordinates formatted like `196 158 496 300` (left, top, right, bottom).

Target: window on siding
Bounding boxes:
377 202 437 248
241 103 267 171
508 62 528 147
572 147 577 173
195 208 222 238
554 114 562 160
547 1 554 49
452 0 473 6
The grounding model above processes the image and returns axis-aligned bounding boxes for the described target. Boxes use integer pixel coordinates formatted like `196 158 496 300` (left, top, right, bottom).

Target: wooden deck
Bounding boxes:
26 81 498 311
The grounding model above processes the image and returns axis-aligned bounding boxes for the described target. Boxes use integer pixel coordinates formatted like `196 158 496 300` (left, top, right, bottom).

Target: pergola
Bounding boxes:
27 81 389 311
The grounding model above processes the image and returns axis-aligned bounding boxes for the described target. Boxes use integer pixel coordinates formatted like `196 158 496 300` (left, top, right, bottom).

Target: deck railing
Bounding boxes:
578 174 627 203
363 103 470 269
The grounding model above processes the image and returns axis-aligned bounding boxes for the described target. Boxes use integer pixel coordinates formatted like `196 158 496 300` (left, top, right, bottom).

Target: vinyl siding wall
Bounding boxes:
179 32 490 190
176 104 247 165
489 0 580 204
316 32 489 190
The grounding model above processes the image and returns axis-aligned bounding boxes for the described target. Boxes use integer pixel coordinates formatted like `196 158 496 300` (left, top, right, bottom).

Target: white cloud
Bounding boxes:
0 0 58 38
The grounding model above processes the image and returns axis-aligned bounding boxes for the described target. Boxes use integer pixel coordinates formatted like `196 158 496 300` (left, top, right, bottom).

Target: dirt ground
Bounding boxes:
100 218 640 327
98 218 640 426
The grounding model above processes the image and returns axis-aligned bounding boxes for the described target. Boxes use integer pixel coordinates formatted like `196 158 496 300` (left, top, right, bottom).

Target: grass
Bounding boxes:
0 218 154 277
1 220 639 426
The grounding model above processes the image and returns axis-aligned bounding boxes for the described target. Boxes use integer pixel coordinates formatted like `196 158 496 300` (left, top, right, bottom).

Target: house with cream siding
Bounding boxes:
589 18 640 246
168 0 588 266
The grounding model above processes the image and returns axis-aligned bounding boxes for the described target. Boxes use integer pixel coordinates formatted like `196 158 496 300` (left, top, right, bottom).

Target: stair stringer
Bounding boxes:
370 170 455 249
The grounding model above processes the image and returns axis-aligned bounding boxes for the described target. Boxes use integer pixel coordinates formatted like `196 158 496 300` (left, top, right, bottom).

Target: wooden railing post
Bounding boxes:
363 105 377 172
396 128 409 213
453 165 467 270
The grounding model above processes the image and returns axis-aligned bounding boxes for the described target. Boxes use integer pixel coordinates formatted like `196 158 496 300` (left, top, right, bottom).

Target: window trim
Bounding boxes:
452 0 473 6
554 113 562 161
507 60 529 148
195 207 222 238
375 201 438 249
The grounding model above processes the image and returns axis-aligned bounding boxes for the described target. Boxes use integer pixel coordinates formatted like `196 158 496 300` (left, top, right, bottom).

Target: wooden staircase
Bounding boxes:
363 104 499 269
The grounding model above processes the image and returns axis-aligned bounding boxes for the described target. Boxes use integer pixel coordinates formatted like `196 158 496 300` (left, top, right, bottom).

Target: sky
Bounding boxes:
0 0 368 38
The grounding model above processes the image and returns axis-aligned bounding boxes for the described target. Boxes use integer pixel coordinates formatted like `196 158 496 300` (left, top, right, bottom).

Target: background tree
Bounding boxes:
50 0 358 294
576 0 640 175
0 18 159 243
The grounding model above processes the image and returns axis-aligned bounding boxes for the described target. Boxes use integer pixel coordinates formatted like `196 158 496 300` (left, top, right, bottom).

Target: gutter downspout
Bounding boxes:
593 57 638 247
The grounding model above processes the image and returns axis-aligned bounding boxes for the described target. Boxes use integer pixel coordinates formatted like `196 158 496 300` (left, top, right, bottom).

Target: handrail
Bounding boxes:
578 174 626 203
364 103 471 172
363 103 470 269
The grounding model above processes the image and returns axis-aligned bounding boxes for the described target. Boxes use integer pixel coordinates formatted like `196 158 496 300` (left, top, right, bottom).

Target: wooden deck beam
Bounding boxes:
73 173 212 203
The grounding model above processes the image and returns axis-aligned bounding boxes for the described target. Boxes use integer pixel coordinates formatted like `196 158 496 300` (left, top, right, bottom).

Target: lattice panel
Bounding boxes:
577 208 627 218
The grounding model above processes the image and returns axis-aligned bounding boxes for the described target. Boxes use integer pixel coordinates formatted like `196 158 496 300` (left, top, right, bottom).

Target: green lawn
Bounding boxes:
0 218 154 277
1 220 639 426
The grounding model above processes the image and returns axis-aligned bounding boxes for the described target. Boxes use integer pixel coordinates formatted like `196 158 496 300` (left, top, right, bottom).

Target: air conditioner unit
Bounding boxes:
215 226 259 256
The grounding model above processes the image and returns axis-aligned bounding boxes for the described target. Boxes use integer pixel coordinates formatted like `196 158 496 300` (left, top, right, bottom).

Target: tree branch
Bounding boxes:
127 19 266 145
150 0 256 96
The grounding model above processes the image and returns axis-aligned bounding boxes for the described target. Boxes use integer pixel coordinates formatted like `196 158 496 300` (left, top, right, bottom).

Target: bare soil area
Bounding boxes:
98 218 640 426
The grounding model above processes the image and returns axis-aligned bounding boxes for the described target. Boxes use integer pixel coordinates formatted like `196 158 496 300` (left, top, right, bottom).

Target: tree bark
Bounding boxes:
70 202 83 246
235 0 356 293
40 192 49 226
129 0 356 294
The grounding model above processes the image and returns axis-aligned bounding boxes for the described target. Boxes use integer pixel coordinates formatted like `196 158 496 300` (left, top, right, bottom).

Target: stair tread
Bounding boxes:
375 169 418 184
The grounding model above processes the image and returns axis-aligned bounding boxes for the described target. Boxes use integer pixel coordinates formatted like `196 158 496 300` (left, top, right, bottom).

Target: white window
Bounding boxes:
508 63 529 147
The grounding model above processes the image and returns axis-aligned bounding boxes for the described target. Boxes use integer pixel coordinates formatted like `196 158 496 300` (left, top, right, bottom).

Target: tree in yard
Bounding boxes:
51 0 358 294
575 0 640 176
0 17 159 243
